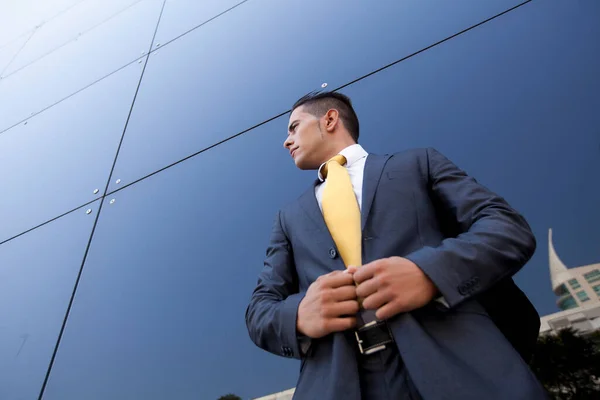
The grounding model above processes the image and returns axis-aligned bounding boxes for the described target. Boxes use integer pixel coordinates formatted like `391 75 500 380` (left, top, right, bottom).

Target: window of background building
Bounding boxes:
558 295 578 310
593 284 600 297
584 269 600 283
576 291 590 302
568 278 581 289
555 284 570 296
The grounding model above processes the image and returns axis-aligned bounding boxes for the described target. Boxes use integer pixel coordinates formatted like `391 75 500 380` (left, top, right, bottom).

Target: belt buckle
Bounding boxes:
354 321 388 355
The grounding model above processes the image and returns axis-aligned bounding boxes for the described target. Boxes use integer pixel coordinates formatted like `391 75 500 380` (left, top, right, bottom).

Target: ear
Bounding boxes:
323 109 339 133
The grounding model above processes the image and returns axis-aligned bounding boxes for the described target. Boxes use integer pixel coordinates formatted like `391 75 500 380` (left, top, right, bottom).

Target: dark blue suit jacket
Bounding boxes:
246 148 547 399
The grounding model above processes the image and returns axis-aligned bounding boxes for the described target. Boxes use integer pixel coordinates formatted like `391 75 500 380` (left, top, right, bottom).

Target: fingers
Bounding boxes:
352 260 381 284
326 317 357 333
362 290 390 311
320 270 356 289
375 301 403 320
355 276 379 299
330 285 357 302
324 300 360 317
345 266 358 274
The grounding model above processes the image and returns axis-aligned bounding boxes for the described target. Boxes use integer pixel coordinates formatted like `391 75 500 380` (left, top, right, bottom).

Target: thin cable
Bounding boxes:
149 0 250 52
335 0 533 92
3 0 534 244
106 0 534 196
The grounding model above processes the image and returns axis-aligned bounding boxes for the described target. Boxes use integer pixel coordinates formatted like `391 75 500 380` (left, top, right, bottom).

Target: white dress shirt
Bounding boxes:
315 144 368 211
314 143 449 308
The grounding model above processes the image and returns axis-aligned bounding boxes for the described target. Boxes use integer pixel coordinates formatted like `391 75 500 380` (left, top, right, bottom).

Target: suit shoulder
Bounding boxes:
386 147 443 160
381 147 428 166
276 185 313 219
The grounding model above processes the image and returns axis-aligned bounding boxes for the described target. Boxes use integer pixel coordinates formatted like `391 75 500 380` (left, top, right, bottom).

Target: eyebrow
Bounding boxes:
288 120 299 132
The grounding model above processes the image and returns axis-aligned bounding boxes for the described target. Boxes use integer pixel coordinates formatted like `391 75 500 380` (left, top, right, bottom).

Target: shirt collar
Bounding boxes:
317 144 368 181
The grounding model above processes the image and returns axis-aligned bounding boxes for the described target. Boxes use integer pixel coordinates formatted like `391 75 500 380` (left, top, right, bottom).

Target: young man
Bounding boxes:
245 92 547 399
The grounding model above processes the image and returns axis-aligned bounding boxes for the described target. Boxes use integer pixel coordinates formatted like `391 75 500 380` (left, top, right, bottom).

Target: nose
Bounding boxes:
283 135 292 149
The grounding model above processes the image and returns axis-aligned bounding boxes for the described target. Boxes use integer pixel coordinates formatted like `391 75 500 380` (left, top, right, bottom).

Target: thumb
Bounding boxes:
345 266 358 274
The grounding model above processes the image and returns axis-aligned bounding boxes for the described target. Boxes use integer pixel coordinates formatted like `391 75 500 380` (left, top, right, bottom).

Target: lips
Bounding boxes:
290 148 298 158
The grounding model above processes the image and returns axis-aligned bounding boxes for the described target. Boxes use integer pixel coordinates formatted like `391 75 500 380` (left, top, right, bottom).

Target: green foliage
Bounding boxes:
529 327 600 399
217 394 242 400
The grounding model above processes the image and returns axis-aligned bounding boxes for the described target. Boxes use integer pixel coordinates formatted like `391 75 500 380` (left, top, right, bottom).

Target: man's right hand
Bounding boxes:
296 270 359 339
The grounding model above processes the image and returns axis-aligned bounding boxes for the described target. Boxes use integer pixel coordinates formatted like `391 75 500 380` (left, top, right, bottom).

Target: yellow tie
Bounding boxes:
321 155 362 268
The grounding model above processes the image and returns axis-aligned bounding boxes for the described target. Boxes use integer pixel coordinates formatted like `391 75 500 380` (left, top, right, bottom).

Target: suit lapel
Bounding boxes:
361 154 390 231
298 180 329 234
298 153 389 236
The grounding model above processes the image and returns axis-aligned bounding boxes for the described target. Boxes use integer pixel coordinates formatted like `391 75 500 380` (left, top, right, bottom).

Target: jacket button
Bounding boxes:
329 248 337 258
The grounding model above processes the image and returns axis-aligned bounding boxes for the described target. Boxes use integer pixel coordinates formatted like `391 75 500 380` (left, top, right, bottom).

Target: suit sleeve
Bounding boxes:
245 209 306 360
404 148 536 308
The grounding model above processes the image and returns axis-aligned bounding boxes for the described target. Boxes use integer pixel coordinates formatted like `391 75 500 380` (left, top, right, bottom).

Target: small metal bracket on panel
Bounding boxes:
93 189 99 194
86 209 92 215
109 199 115 205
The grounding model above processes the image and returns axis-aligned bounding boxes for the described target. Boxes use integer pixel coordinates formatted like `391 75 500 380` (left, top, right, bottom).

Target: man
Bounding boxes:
245 91 546 399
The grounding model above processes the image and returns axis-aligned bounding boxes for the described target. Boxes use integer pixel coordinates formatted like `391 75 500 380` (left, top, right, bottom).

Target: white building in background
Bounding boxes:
253 388 295 400
539 229 600 335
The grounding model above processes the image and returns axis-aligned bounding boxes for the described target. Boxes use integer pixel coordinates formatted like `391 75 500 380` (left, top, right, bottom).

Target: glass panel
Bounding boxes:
0 34 32 76
4 0 143 76
36 0 600 397
0 0 162 133
575 291 590 302
568 279 581 289
334 0 600 317
0 201 99 400
558 296 578 311
154 0 246 45
41 120 309 400
0 59 144 243
593 285 600 296
0 0 82 45
109 0 523 189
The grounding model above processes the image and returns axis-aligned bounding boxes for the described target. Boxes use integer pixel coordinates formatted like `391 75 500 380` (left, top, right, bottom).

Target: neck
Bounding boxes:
322 139 356 161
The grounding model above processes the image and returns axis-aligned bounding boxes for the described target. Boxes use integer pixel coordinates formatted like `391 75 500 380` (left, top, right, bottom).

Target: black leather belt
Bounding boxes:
354 320 394 355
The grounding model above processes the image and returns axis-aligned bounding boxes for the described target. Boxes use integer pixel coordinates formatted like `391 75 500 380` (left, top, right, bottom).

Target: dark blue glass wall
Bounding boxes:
1 0 598 399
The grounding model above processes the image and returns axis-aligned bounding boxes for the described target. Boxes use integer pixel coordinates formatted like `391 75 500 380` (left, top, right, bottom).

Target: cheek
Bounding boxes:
299 131 315 150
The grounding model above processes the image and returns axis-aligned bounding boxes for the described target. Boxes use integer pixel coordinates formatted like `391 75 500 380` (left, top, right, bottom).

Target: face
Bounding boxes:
284 106 330 170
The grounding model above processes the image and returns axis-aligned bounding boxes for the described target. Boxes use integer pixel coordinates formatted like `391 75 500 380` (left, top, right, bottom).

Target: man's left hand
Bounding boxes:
350 257 438 320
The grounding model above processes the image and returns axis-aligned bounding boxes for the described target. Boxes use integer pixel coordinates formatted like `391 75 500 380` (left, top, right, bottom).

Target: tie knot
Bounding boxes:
321 155 347 179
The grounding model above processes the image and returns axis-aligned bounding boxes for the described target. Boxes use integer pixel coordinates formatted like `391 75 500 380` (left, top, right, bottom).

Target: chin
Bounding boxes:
295 160 318 171
293 157 309 170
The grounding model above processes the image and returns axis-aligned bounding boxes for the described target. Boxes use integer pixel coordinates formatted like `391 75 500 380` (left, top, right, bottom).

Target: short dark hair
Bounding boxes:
292 91 359 143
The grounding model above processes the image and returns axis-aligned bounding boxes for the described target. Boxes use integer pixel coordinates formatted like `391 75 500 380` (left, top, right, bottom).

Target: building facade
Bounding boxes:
540 229 600 336
1 1 599 399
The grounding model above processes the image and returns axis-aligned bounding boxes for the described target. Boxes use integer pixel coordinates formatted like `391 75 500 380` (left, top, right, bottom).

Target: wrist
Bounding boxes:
296 302 308 337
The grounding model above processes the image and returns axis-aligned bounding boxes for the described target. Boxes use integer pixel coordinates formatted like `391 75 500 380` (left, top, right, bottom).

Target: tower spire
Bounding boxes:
548 228 572 290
